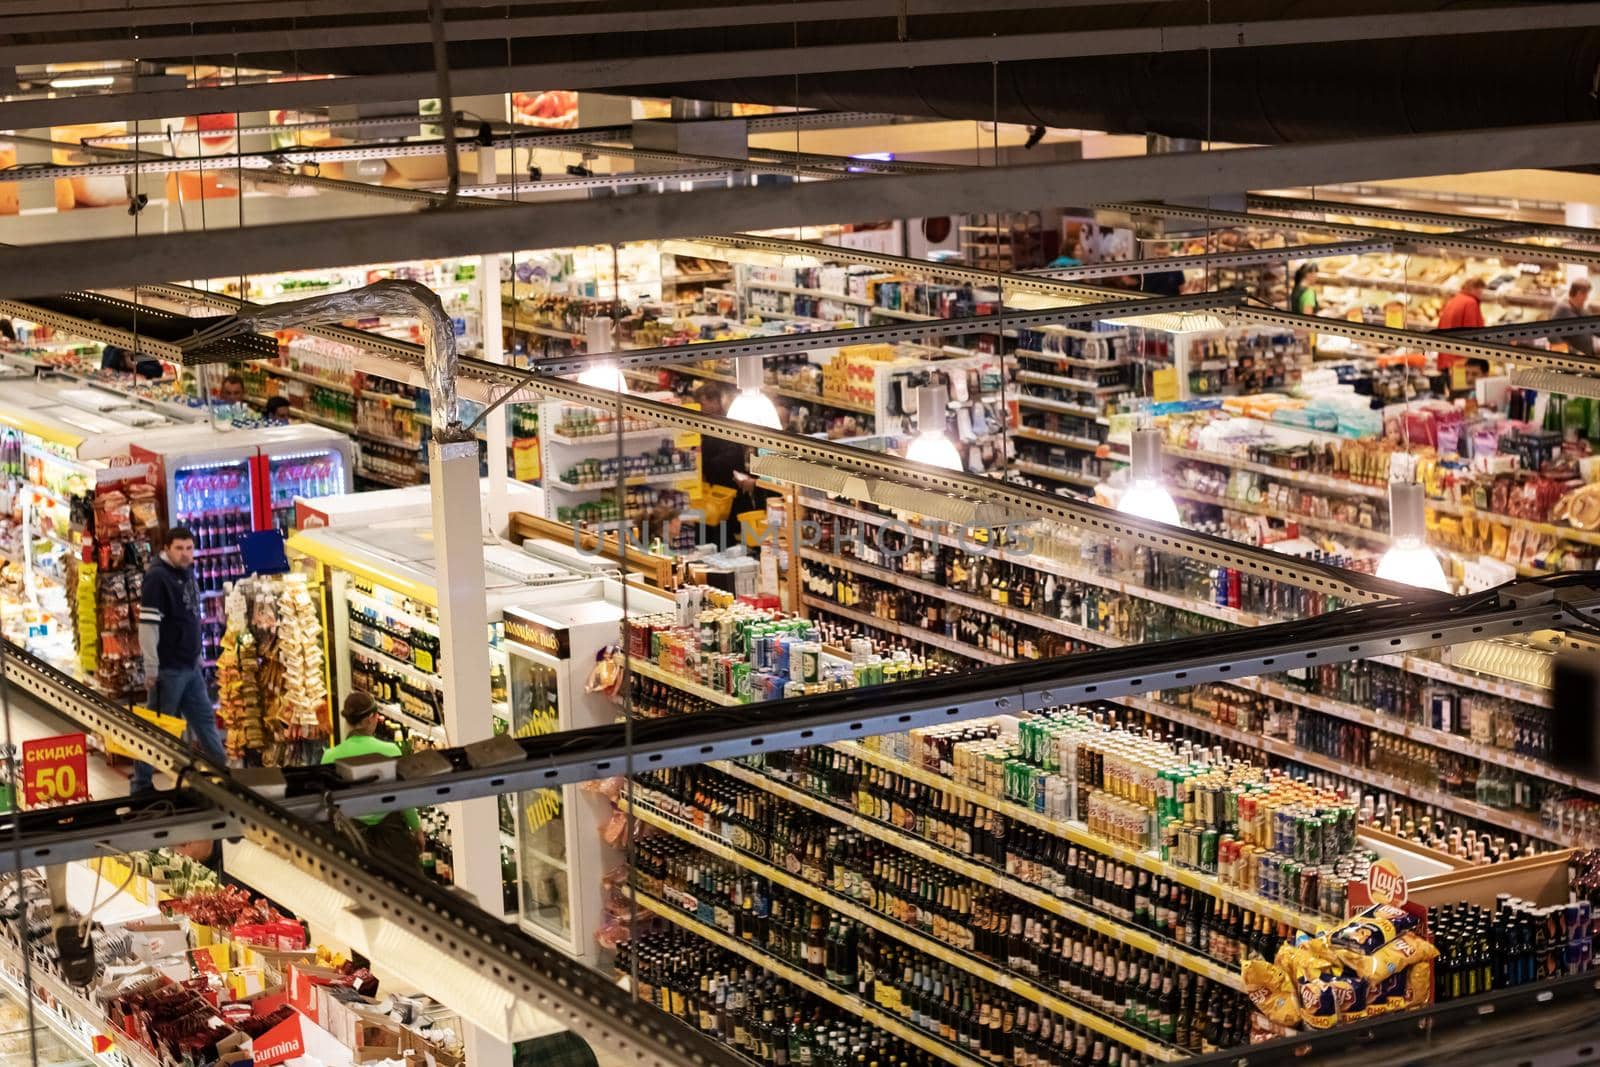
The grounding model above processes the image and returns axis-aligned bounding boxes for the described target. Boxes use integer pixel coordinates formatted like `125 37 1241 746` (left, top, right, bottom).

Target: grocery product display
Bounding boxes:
13 70 1600 1067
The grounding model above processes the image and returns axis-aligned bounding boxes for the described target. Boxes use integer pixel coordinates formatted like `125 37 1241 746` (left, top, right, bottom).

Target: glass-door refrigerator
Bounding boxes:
250 424 354 535
501 579 673 963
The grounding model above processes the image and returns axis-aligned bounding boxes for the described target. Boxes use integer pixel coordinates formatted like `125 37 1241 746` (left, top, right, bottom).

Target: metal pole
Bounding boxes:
480 252 510 533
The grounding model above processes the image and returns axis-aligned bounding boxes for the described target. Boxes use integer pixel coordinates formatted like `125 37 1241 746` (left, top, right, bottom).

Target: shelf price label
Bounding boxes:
22 733 89 808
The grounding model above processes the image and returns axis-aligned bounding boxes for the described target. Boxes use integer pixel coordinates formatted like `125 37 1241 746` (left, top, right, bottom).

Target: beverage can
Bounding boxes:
1280 860 1299 905
1200 828 1218 874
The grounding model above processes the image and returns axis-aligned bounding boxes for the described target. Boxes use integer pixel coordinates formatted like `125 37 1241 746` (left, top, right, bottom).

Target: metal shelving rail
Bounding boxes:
0 580 1596 1065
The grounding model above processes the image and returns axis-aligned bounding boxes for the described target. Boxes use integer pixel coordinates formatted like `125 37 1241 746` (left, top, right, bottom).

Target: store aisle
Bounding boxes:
0 685 128 803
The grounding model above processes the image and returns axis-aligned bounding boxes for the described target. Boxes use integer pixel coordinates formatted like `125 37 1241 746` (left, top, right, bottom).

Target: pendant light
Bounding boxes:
1376 480 1450 592
1117 425 1181 525
727 355 782 429
575 315 628 392
904 385 963 471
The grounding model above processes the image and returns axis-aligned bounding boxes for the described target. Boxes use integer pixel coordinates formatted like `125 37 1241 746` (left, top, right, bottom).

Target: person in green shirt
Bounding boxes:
1291 264 1320 316
322 691 423 870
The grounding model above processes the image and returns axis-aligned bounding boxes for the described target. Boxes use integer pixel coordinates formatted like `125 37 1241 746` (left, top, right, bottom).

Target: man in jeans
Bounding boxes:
132 526 226 795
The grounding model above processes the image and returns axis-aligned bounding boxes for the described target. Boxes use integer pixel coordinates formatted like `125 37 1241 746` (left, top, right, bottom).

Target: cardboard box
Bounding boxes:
115 917 190 962
248 1009 305 1066
287 962 343 1025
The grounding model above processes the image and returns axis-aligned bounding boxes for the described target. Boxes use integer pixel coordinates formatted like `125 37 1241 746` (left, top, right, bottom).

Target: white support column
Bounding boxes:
1568 203 1595 284
480 252 510 535
428 436 512 1067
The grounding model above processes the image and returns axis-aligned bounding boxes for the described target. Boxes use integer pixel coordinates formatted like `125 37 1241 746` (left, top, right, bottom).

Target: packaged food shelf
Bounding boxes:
744 281 876 306
801 496 1272 629
803 548 1131 649
712 760 1246 991
627 655 745 707
1012 424 1107 448
839 741 1325 934
623 793 1185 1061
1165 486 1393 545
1161 446 1390 500
1009 460 1103 488
1225 674 1594 803
0 940 162 1067
637 893 984 1067
801 595 1012 666
547 468 697 492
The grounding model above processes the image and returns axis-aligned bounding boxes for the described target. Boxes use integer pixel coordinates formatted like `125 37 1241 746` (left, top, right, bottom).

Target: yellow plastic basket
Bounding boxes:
105 704 187 759
701 484 738 526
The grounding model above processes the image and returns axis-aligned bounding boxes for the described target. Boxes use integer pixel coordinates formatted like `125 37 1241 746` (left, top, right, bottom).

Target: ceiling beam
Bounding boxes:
4 3 1598 129
7 121 1600 298
2 0 1190 65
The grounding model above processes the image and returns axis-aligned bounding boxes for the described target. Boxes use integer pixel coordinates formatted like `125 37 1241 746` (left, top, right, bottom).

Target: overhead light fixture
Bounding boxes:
1377 480 1451 593
727 356 782 429
1117 425 1181 525
50 75 116 89
575 316 628 393
905 385 963 471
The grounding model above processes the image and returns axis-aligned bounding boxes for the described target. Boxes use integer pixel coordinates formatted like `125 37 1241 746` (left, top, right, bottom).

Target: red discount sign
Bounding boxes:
21 734 89 808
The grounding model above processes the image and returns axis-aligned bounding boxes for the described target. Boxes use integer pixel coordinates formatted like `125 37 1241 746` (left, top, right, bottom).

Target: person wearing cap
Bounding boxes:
321 691 423 868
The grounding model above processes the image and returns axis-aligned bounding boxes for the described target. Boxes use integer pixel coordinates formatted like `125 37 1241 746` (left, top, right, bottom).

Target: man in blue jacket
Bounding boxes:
131 526 226 795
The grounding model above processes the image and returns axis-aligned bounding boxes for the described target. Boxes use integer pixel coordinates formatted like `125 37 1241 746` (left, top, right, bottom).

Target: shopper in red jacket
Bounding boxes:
1435 276 1487 371
1438 277 1487 331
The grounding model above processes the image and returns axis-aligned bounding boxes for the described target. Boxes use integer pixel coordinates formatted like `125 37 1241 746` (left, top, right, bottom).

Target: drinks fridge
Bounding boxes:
502 578 673 962
130 423 353 667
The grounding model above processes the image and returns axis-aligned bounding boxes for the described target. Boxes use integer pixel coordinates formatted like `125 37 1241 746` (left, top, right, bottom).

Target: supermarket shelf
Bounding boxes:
747 306 848 325
800 496 1272 630
632 360 876 415
505 318 587 342
715 760 1245 992
1009 459 1102 488
744 281 875 306
1166 486 1393 545
1012 424 1106 449
801 595 1011 665
1372 653 1551 708
628 656 743 707
375 700 446 743
1320 271 1558 311
867 306 937 322
1017 371 1126 394
1163 447 1389 501
1013 348 1125 370
842 741 1324 934
289 407 358 434
264 364 355 394
358 390 417 409
0 939 162 1067
355 466 423 488
636 892 983 1067
545 427 675 448
349 635 441 689
803 549 1129 650
357 427 423 451
1119 688 1580 848
1426 499 1600 549
625 792 1183 1061
348 588 438 634
1221 674 1597 803
548 468 697 493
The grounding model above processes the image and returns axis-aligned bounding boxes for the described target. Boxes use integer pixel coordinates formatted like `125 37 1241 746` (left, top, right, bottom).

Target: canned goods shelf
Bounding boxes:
802 596 1013 666
1120 689 1583 850
714 759 1246 991
628 656 744 707
840 741 1324 934
800 495 1273 629
1227 676 1598 814
623 792 1186 1061
637 892 985 1067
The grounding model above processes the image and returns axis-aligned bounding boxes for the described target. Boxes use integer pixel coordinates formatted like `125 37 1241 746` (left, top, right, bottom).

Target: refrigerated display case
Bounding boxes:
501 579 673 961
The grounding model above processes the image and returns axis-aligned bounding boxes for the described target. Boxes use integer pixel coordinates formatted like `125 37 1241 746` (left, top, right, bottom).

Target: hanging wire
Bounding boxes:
990 63 1013 486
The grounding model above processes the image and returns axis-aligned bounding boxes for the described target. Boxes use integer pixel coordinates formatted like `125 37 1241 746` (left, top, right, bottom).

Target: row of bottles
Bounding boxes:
638 764 1255 1053
619 929 1149 1067
759 747 1293 969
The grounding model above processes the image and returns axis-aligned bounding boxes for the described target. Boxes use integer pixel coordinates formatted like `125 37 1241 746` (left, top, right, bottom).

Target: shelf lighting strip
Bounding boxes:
1027 240 1394 280
1243 193 1600 246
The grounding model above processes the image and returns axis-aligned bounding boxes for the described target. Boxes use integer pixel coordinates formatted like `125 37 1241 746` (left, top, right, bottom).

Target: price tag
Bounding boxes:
1151 367 1180 403
21 734 88 808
